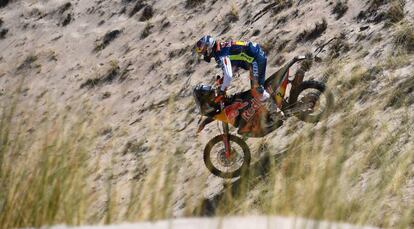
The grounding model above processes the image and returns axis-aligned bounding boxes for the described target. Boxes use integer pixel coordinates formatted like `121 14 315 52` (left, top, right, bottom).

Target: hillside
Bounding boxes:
0 0 413 228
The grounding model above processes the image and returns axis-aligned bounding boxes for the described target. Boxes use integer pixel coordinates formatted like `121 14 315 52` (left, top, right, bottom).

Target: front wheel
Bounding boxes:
288 80 334 123
203 134 251 178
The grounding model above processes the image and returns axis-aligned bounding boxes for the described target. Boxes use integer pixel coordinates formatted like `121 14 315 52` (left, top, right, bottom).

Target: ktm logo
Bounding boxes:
225 101 249 120
242 98 262 121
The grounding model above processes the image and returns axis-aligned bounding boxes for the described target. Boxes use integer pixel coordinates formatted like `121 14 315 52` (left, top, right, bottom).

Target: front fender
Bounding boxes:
197 117 214 133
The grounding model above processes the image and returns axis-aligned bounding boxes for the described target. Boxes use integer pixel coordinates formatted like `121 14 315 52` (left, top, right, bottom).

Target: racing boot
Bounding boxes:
256 86 285 118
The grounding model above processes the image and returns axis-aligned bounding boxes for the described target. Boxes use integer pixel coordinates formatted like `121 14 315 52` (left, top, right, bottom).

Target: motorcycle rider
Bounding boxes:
194 35 270 103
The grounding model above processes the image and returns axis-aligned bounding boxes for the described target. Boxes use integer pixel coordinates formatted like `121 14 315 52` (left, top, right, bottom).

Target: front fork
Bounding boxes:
218 100 232 159
222 121 231 159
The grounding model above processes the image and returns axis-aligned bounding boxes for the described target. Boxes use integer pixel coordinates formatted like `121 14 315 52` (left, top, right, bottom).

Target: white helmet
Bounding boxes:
194 35 215 62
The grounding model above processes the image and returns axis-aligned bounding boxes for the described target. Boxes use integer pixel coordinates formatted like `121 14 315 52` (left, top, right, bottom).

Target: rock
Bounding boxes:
252 29 260 36
0 0 10 8
0 28 8 39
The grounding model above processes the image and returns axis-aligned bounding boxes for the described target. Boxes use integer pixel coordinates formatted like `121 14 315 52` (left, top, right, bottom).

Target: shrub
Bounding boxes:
227 3 239 23
129 1 146 17
185 0 205 9
369 0 387 9
387 0 405 23
277 39 289 52
0 28 8 39
332 0 348 20
80 62 120 89
296 18 327 43
58 2 72 14
272 0 293 16
139 5 153 21
393 21 414 53
383 53 410 70
386 76 414 109
61 13 72 26
140 22 153 39
356 0 387 23
260 38 274 54
329 35 350 58
94 30 122 52
0 0 11 8
17 55 38 71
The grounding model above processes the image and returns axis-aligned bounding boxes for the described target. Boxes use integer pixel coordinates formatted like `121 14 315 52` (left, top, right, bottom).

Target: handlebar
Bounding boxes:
295 55 307 61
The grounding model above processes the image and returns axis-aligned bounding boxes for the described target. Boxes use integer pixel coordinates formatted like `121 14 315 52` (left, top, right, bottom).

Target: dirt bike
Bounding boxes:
193 56 334 178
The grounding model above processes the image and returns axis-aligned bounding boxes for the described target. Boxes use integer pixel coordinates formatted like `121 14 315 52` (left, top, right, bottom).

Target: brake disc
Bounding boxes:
216 149 238 167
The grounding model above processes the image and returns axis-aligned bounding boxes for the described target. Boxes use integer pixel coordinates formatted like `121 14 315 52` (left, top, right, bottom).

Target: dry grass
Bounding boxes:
128 1 146 17
80 61 120 89
328 35 350 58
140 22 153 39
296 18 327 43
387 0 405 23
386 75 414 109
16 55 38 71
356 0 387 23
369 0 387 9
1 59 414 228
272 0 293 16
393 21 414 53
190 60 414 227
139 5 153 22
185 0 205 9
0 84 93 228
227 2 240 23
383 53 411 70
2 0 414 228
198 117 413 226
260 38 274 54
93 30 122 52
0 85 195 226
332 0 348 20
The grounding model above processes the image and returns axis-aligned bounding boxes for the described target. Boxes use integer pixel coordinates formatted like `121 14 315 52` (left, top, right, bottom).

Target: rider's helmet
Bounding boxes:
194 35 215 63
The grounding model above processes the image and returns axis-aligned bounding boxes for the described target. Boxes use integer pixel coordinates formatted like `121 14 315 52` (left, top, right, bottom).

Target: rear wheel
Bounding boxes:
203 134 251 178
288 80 334 123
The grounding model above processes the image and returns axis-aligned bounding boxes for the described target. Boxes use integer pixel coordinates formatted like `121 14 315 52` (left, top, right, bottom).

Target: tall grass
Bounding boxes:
0 85 202 227
122 99 201 221
0 64 413 228
0 91 94 228
190 62 414 227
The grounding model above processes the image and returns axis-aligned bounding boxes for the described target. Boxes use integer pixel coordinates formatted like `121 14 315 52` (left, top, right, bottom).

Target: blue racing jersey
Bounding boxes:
212 41 266 91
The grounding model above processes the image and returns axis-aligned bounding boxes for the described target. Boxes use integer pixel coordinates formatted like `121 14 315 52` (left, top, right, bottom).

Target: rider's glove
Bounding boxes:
215 75 224 86
214 90 226 103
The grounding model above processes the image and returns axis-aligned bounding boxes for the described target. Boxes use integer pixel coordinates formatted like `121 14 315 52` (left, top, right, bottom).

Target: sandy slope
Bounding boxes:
1 0 414 226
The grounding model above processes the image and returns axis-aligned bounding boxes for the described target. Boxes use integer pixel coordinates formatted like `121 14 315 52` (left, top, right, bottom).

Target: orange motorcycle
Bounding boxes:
193 56 334 178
